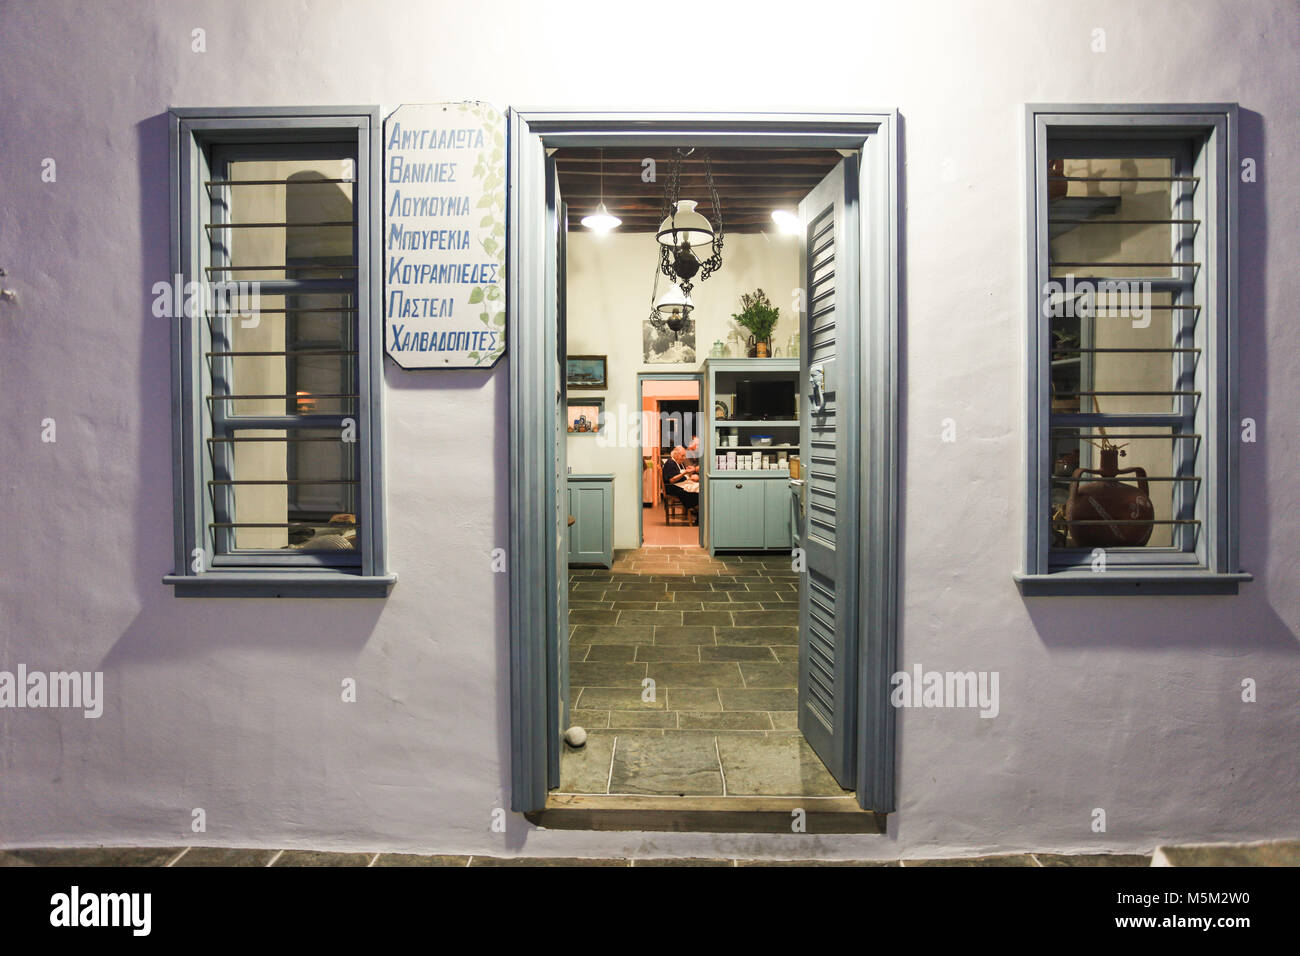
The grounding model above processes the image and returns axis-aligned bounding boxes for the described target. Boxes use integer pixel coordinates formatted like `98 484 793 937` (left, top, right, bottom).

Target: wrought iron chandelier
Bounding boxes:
646 257 694 341
655 148 724 299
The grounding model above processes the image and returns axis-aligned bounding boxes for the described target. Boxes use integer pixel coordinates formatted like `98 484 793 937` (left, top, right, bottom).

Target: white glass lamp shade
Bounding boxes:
656 199 714 247
580 202 622 232
654 284 694 318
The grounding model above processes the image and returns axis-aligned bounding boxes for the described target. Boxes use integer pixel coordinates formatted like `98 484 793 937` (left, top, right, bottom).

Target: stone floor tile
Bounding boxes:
568 608 620 625
645 662 745 688
738 859 899 867
559 733 615 793
571 624 655 645
569 661 647 687
733 609 798 627
739 662 798 688
1034 853 1152 867
678 711 773 730
0 847 181 867
618 609 685 626
714 626 797 645
634 645 702 662
576 687 666 710
663 688 723 712
682 610 734 626
1153 841 1300 867
373 854 472 866
569 708 610 729
654 625 717 645
633 858 733 866
700 644 779 662
172 847 278 867
609 733 724 796
719 688 798 711
273 850 373 866
471 856 629 866
583 644 638 662
902 854 1038 867
716 735 846 796
608 710 678 729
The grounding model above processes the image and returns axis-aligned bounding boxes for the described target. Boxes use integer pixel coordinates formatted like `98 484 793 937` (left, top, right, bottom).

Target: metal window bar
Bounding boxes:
207 350 358 358
204 148 361 561
1045 149 1205 560
205 264 359 273
1047 175 1200 183
205 220 355 230
1050 261 1200 269
1048 218 1201 226
205 178 356 187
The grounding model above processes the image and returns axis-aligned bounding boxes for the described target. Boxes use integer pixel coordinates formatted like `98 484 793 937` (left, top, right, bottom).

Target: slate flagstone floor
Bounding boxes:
563 546 847 798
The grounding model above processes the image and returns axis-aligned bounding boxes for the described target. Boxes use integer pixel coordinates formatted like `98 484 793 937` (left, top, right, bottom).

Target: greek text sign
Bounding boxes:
384 102 505 368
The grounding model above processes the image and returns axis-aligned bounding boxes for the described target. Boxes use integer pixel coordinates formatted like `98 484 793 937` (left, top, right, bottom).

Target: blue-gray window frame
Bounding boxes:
164 107 393 598
1017 104 1250 596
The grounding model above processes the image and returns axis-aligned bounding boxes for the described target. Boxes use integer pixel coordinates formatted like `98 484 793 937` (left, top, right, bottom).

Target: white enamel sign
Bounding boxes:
383 102 505 368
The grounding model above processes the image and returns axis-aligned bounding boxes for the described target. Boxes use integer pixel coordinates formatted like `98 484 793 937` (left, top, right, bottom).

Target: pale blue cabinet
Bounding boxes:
763 478 792 550
709 476 791 553
567 474 614 568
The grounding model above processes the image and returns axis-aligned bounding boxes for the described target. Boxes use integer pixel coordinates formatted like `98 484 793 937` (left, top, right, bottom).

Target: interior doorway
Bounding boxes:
638 375 703 547
508 111 900 824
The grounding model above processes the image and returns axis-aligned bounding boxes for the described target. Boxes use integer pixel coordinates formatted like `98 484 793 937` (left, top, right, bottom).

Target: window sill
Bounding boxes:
164 571 397 598
1014 570 1251 596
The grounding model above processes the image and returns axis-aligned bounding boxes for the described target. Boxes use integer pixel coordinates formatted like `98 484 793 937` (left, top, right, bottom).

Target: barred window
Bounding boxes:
166 109 392 597
1019 105 1248 595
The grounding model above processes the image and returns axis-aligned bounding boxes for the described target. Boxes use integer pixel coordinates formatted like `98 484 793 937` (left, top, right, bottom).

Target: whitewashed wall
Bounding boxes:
0 0 1296 860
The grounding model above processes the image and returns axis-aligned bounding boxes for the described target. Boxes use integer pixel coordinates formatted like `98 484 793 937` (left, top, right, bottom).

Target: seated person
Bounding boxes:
662 445 699 513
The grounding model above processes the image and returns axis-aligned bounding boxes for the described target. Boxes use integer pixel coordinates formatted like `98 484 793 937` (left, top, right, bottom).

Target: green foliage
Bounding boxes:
731 288 780 343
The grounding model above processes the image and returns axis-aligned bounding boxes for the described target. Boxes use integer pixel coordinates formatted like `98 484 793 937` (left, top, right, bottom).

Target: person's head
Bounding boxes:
671 445 687 463
687 436 699 452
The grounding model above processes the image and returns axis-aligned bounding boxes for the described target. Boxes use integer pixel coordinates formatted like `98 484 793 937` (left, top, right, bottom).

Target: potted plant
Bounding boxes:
732 289 779 358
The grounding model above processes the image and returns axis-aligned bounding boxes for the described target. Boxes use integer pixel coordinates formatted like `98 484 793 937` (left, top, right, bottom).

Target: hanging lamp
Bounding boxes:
580 148 621 232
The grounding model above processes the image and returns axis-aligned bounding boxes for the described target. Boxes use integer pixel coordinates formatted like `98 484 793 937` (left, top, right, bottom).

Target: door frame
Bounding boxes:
508 109 900 814
636 372 704 548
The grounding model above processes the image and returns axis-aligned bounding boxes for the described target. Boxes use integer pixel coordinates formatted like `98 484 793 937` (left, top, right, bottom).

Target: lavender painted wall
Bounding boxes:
0 0 1296 859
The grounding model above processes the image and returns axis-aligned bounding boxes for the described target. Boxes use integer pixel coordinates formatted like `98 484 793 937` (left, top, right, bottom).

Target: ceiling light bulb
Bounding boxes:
581 202 622 232
771 209 800 235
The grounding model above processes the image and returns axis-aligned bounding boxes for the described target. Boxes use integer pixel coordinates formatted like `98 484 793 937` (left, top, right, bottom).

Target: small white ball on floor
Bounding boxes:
564 726 587 748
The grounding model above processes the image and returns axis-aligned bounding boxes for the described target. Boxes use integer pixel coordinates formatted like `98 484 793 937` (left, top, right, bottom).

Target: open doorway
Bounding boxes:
509 111 899 826
639 376 702 547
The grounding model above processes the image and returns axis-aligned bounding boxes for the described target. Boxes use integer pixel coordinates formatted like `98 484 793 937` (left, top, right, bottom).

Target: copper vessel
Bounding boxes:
1066 445 1154 548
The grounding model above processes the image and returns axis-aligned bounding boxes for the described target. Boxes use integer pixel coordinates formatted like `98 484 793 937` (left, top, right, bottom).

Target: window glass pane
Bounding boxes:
221 292 358 417
1048 157 1183 280
1047 426 1199 551
217 159 355 281
1047 290 1194 415
216 429 359 553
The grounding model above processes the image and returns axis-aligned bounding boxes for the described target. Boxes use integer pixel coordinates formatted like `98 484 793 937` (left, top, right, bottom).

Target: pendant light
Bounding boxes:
655 148 724 297
581 148 622 232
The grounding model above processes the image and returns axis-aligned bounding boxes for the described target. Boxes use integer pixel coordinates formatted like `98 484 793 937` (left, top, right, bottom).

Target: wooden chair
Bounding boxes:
661 459 688 525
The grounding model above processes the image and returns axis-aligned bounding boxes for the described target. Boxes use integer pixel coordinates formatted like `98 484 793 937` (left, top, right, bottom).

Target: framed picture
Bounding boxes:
566 355 607 390
566 398 604 435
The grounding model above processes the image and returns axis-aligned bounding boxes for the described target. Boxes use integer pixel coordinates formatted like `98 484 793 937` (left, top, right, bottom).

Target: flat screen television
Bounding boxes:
734 379 795 420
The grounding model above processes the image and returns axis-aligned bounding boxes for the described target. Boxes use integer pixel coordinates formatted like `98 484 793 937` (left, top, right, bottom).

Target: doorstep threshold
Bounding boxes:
526 793 886 834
